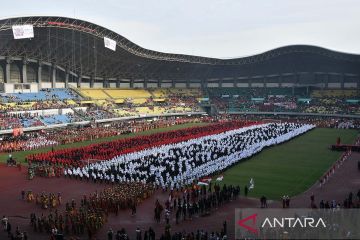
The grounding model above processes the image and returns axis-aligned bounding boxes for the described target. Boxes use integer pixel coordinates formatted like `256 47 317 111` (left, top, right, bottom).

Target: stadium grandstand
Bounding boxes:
0 16 359 133
0 15 360 240
0 17 359 89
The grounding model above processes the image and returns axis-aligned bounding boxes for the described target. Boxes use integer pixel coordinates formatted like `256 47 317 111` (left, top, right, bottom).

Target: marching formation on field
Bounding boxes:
26 121 247 167
65 123 314 188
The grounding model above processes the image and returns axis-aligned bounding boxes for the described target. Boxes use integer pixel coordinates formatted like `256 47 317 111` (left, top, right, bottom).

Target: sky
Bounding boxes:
1 0 360 58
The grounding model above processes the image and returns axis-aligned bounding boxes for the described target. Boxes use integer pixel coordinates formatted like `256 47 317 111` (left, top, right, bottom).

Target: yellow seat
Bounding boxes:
311 89 358 98
131 98 148 105
80 89 109 99
104 89 151 99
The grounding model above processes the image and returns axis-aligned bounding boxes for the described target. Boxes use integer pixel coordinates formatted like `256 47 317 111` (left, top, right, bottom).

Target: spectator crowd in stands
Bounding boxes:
209 87 360 115
1 87 359 131
0 117 207 153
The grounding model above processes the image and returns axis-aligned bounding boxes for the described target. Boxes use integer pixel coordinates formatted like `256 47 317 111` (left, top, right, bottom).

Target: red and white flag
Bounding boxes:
200 177 212 183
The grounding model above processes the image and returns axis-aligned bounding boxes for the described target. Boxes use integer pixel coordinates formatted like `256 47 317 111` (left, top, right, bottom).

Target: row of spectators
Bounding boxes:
0 93 201 113
0 110 115 130
0 88 80 103
1 88 203 121
74 107 117 121
212 95 360 115
0 113 80 130
2 87 358 131
0 117 207 153
0 103 202 130
114 106 200 118
1 114 358 154
0 100 74 112
222 114 360 129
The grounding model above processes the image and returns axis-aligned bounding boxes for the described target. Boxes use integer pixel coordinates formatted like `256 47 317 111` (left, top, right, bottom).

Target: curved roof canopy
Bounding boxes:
0 16 359 80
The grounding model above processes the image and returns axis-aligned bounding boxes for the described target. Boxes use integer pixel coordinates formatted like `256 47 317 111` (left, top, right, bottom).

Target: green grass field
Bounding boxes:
0 122 208 164
221 128 358 200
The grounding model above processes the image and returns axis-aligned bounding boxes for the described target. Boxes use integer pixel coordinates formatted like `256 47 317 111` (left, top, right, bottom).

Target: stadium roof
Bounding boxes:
0 16 360 81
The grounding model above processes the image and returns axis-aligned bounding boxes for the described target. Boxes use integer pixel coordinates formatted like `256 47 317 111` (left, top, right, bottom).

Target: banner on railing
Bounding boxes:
13 128 23 137
104 37 116 51
12 24 34 39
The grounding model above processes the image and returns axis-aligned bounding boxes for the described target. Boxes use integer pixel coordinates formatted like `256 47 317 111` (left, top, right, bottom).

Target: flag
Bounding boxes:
249 178 255 190
216 175 224 181
104 37 116 51
13 128 23 137
12 24 34 39
200 177 212 182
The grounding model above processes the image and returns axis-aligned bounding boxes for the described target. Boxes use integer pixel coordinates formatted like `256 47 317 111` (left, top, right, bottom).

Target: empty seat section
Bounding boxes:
104 89 151 99
80 89 109 99
40 115 72 125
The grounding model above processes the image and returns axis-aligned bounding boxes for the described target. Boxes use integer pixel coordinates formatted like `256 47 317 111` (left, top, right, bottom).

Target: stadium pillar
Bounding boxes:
341 74 345 89
296 72 300 85
143 78 148 89
233 78 237 88
279 74 283 88
186 79 190 88
90 76 95 88
37 63 42 87
116 79 120 88
157 79 161 88
64 71 69 88
129 78 134 88
5 58 11 83
357 76 360 88
219 79 223 88
103 79 109 88
291 74 295 95
202 79 207 89
325 73 330 89
263 76 267 89
77 75 82 88
51 65 56 88
171 79 176 88
21 60 27 83
248 77 252 88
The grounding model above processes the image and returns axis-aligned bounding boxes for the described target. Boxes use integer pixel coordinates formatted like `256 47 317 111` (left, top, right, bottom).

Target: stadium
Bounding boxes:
0 14 359 240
